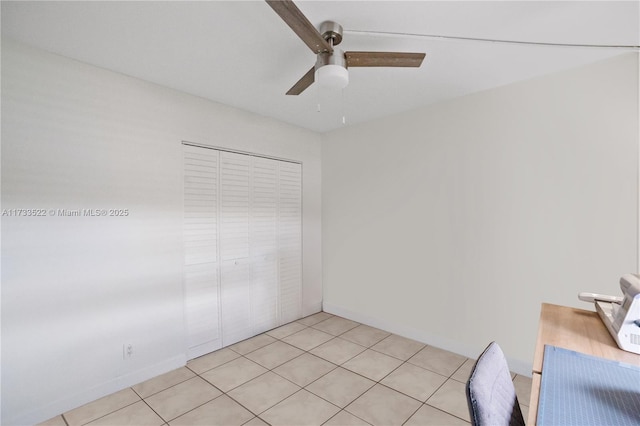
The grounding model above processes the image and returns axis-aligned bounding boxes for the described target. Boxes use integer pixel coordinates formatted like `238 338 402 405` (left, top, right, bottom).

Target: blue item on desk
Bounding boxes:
538 345 640 425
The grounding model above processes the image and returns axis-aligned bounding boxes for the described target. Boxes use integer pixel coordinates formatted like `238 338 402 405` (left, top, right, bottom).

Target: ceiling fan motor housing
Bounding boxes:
319 21 343 46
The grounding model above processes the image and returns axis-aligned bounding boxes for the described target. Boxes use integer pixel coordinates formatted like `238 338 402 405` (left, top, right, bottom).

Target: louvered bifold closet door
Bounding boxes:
278 162 302 324
183 145 221 359
250 157 279 334
220 152 252 346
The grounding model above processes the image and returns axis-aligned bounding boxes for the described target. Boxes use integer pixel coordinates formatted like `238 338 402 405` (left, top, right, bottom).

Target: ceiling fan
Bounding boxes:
265 0 426 95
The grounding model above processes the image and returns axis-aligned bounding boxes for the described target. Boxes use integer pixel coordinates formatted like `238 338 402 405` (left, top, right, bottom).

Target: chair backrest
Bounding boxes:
466 342 525 426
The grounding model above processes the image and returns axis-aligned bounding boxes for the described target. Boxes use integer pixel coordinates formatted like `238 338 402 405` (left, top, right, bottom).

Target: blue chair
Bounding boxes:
466 342 526 426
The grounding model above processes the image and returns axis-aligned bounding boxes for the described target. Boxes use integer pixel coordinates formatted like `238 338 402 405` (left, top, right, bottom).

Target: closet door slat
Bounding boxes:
184 145 221 358
278 162 302 324
220 152 252 345
251 157 279 334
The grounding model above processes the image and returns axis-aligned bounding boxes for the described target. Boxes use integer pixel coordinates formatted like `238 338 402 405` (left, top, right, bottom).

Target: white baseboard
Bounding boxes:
322 302 532 377
10 355 186 426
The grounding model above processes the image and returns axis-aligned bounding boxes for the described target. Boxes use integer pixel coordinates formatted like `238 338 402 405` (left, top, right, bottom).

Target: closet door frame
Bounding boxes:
182 141 303 358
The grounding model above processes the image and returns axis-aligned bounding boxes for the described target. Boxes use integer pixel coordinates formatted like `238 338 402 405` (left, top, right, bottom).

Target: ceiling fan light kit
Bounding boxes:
266 0 426 95
315 49 349 89
315 63 349 89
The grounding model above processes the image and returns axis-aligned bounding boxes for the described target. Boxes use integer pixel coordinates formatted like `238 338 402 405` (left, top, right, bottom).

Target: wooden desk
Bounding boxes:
528 303 640 425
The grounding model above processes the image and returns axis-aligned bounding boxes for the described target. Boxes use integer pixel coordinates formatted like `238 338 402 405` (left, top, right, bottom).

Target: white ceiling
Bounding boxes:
2 1 639 133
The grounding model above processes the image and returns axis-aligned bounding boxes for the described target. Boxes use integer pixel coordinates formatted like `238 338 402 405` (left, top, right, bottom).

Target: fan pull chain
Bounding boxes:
341 88 347 125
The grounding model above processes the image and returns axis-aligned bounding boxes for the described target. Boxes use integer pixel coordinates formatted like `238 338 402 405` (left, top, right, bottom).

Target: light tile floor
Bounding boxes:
39 312 532 426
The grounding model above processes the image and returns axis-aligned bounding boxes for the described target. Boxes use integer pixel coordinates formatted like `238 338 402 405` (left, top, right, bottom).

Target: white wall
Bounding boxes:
322 53 639 375
1 39 322 425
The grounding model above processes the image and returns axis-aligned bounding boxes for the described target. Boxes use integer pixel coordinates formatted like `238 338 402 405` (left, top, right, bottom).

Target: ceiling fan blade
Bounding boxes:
266 0 333 54
345 52 426 67
286 66 315 95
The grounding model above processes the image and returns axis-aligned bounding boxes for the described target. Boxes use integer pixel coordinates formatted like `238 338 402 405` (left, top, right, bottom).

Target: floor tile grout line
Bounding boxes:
153 379 226 422
374 380 430 406
239 416 262 426
340 336 389 349
265 324 310 340
399 400 425 426
279 335 336 352
285 331 462 422
251 342 345 408
131 369 199 400
185 353 242 376
60 413 70 426
404 356 468 378
297 336 377 389
227 336 279 357
242 339 306 361
56 311 494 426
208 351 355 419
302 368 376 411
423 400 472 423
309 326 424 374
139 395 171 424
312 339 368 367
243 383 303 418
205 385 269 423
321 408 373 426
148 390 224 424
296 313 335 328
263 387 346 420
194 341 314 395
420 377 469 421
212 366 288 425
300 363 360 390
207 324 412 421
450 357 473 379
337 352 450 401
200 363 272 393
328 327 437 365
320 409 347 426
309 336 472 421
270 320 465 411
269 357 340 387
307 316 359 332
74 397 141 426
366 342 426 362
418 402 474 425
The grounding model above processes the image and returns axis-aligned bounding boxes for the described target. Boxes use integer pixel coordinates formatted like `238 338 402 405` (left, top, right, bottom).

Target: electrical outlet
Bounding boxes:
123 343 133 359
